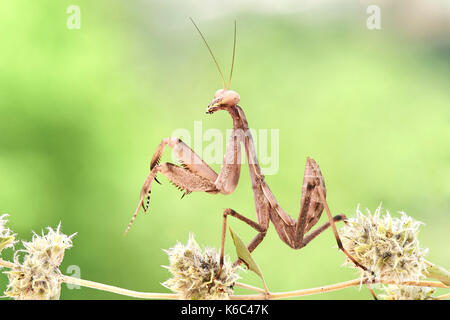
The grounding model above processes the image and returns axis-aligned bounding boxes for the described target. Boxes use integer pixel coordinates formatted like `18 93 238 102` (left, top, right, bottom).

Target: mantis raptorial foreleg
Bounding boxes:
124 137 219 235
124 129 244 235
124 162 218 235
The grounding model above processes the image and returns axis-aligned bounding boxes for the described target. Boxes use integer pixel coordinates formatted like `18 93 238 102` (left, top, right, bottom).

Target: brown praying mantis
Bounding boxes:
124 19 371 277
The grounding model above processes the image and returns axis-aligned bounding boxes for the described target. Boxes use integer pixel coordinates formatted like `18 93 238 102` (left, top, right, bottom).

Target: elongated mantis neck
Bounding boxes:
226 105 243 129
226 105 250 131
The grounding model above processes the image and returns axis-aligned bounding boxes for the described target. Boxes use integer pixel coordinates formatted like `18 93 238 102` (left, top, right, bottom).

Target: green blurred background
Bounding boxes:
0 0 449 299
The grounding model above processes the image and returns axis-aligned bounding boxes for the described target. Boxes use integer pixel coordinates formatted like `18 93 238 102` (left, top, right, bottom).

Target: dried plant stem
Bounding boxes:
33 276 450 300
61 275 179 299
0 258 447 300
230 278 449 300
436 293 450 300
234 281 267 293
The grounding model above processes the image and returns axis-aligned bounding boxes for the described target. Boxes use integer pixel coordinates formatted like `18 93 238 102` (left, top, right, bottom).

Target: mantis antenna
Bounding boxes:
189 17 226 89
227 20 236 90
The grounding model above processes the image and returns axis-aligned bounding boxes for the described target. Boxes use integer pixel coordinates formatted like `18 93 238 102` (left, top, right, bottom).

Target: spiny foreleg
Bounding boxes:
124 162 219 235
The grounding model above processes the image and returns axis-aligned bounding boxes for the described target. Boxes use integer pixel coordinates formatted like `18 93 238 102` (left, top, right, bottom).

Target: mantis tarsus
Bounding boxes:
124 19 370 277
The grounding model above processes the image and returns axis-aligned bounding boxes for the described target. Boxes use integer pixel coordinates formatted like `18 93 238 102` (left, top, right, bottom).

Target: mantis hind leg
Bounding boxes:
275 158 372 274
315 187 372 274
300 214 347 247
291 159 372 273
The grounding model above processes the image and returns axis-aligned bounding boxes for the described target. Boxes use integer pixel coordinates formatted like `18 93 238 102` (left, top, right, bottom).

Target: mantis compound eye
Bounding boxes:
214 89 226 99
220 90 240 107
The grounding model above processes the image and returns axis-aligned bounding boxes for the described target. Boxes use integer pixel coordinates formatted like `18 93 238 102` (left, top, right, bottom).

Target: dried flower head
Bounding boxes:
162 234 240 300
0 214 16 254
340 205 428 282
4 223 76 300
379 285 436 300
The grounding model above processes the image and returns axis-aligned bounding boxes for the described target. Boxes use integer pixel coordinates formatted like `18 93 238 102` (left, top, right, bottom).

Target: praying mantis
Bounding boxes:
124 19 370 276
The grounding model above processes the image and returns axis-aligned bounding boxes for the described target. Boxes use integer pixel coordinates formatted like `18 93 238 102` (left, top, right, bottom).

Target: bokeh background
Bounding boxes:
0 0 449 299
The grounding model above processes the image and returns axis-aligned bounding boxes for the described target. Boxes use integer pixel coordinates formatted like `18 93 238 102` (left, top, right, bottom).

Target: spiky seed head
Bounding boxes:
340 205 428 282
379 285 436 300
162 234 240 300
4 223 76 300
0 214 16 254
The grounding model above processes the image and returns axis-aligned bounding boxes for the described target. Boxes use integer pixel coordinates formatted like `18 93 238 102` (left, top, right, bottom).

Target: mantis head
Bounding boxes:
207 89 240 114
190 18 239 115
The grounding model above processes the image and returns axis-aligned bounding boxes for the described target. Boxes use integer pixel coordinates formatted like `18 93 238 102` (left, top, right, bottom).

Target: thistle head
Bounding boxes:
4 223 76 300
162 234 240 300
379 285 436 300
340 205 428 282
0 214 16 254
